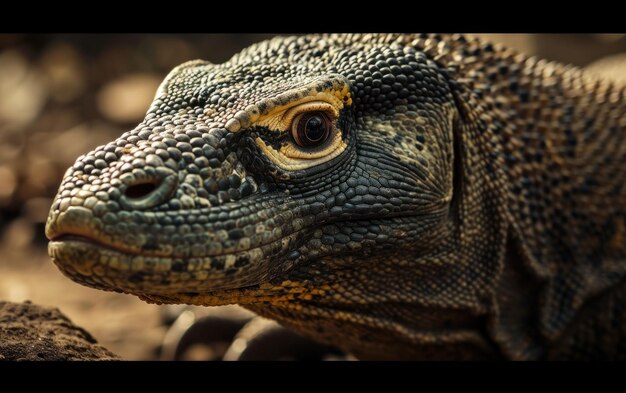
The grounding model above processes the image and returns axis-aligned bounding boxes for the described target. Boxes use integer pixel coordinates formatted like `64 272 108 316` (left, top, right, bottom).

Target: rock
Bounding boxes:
0 300 119 361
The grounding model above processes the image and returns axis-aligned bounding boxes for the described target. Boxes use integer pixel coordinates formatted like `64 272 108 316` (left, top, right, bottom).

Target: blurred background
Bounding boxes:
0 34 625 360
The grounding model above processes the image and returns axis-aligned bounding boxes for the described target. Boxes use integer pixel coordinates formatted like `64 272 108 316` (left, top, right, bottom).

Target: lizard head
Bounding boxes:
47 34 504 358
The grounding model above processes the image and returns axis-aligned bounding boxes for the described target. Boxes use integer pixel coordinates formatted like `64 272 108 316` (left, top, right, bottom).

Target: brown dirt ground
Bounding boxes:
0 245 171 359
0 300 119 360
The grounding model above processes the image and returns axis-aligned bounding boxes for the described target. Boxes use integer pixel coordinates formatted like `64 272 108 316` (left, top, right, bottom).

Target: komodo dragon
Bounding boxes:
45 34 626 360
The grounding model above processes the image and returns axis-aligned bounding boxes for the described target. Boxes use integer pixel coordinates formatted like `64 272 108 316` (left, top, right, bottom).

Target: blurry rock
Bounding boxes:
16 122 122 206
23 197 53 224
38 42 86 104
0 300 119 360
1 217 35 251
586 53 626 86
473 34 537 56
20 156 57 201
94 45 148 86
34 121 121 170
96 73 162 124
0 50 47 129
0 165 16 202
0 131 24 165
593 34 626 44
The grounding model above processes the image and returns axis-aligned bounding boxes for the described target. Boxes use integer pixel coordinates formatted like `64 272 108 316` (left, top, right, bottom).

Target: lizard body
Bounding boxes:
46 34 626 360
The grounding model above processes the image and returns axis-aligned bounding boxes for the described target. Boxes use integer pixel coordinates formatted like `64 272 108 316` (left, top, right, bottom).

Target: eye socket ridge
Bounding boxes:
291 111 333 148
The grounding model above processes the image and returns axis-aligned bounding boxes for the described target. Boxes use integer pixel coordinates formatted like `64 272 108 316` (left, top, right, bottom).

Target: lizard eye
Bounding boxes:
253 100 348 171
292 112 332 148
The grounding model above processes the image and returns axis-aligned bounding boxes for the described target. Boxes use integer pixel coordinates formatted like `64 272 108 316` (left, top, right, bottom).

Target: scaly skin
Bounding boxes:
46 34 626 360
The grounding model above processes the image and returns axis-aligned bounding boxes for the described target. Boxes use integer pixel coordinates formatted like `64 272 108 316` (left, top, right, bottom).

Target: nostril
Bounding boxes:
124 181 159 199
118 168 178 210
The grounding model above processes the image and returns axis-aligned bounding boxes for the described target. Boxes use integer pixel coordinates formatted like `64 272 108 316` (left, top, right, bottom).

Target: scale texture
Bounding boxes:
46 34 626 360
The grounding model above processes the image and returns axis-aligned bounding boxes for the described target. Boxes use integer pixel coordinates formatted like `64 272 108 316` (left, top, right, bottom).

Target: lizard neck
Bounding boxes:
446 35 626 357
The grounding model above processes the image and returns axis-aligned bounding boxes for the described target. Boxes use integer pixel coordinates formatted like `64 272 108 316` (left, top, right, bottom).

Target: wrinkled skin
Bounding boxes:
47 34 626 360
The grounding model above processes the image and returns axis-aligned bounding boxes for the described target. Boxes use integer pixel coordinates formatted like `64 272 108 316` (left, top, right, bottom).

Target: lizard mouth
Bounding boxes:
47 234 298 307
50 234 138 254
46 209 300 297
47 233 187 295
49 230 172 259
47 235 272 296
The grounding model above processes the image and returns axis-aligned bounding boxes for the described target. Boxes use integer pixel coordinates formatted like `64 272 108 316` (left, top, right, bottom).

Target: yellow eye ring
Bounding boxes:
253 99 348 171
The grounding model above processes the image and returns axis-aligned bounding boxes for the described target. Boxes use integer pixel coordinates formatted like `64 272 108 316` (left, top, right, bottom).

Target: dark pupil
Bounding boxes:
304 115 326 142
